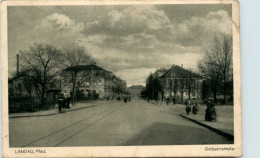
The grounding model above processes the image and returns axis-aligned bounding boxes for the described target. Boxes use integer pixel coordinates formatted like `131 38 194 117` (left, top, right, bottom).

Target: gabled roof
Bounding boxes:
156 68 168 73
63 64 108 72
159 65 201 78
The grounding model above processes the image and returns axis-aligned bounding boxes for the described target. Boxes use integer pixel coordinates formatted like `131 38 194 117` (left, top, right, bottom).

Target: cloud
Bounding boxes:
170 10 232 46
36 13 84 33
8 6 233 86
32 13 86 49
84 6 171 36
83 7 232 49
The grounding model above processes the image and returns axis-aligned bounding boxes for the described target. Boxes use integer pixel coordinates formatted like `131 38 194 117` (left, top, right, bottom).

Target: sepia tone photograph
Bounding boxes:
1 0 241 157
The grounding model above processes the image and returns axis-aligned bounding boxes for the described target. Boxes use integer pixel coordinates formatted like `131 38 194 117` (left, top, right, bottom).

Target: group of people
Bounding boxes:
185 98 199 115
58 93 71 113
106 96 131 103
185 98 217 121
166 98 175 105
115 96 131 103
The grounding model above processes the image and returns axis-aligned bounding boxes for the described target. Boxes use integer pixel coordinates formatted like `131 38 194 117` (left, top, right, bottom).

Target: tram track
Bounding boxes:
23 103 124 147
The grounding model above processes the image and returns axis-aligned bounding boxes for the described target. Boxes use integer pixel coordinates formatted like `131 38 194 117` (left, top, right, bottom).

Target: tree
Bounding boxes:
198 34 233 103
62 44 94 105
144 74 162 100
184 72 195 100
167 77 178 102
19 43 63 107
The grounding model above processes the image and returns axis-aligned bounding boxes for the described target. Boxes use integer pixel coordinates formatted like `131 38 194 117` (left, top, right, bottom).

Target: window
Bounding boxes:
99 79 102 85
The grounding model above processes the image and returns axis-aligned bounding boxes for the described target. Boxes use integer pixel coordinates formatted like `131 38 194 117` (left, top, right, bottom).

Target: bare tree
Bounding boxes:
198 34 232 103
19 43 63 107
62 44 94 105
184 72 195 100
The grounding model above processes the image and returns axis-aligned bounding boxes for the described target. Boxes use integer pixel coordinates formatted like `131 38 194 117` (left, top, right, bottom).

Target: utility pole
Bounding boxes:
152 78 154 100
92 66 94 101
16 54 19 76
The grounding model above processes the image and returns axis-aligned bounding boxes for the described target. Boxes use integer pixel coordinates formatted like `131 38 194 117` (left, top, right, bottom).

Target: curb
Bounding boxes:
179 114 234 141
9 104 98 119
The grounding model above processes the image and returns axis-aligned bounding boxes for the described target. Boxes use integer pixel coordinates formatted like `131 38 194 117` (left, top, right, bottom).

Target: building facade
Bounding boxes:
61 64 127 100
157 65 203 103
127 85 145 98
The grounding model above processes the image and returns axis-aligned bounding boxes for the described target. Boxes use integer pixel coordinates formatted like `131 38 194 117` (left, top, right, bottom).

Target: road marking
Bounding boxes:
23 103 123 147
55 104 125 146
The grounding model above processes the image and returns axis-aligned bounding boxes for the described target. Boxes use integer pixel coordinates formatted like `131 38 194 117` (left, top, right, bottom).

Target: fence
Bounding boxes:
8 94 58 113
9 96 40 113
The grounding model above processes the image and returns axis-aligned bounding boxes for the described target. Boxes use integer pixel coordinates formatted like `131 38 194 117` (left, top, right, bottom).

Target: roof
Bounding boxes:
159 65 201 78
128 85 145 89
156 68 168 73
8 71 29 83
63 64 108 72
63 64 126 84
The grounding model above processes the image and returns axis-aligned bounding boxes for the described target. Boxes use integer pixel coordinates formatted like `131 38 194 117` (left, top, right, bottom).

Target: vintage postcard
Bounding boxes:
1 0 241 157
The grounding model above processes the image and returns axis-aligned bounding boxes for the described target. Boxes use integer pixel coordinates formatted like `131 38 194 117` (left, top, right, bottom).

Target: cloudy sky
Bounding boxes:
8 4 232 86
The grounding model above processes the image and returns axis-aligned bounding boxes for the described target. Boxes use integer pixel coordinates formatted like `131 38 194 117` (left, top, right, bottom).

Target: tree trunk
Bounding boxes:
72 81 76 106
71 71 78 106
41 84 46 107
224 83 227 104
188 84 191 100
213 90 217 103
181 91 183 103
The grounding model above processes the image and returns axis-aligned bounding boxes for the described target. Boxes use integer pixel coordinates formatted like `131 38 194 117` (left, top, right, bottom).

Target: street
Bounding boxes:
9 99 233 147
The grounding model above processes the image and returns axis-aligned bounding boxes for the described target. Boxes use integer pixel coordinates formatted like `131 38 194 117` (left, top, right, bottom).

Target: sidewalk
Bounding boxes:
148 101 234 139
9 102 97 118
179 104 234 139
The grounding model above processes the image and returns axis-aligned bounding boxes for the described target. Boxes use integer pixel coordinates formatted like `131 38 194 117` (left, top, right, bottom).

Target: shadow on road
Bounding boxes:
123 122 234 145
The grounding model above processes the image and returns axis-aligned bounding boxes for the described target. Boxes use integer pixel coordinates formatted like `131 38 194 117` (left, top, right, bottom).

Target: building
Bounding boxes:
157 65 203 103
61 64 127 100
127 85 145 98
155 68 168 78
8 72 32 97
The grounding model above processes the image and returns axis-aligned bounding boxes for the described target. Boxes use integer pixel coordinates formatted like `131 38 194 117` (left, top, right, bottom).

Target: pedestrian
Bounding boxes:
166 98 170 105
107 96 109 102
58 93 64 113
62 96 67 112
173 98 175 104
192 98 198 115
185 98 191 115
66 97 71 109
124 96 127 103
205 99 216 121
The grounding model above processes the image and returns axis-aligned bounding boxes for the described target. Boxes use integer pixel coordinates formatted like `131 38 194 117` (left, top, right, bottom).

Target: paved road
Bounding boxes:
9 99 233 147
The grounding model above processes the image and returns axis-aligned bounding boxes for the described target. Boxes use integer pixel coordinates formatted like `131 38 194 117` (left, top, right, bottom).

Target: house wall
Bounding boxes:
60 69 126 99
128 88 143 98
161 78 203 103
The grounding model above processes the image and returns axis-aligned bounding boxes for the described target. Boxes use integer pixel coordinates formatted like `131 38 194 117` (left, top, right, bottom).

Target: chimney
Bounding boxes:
17 54 19 76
